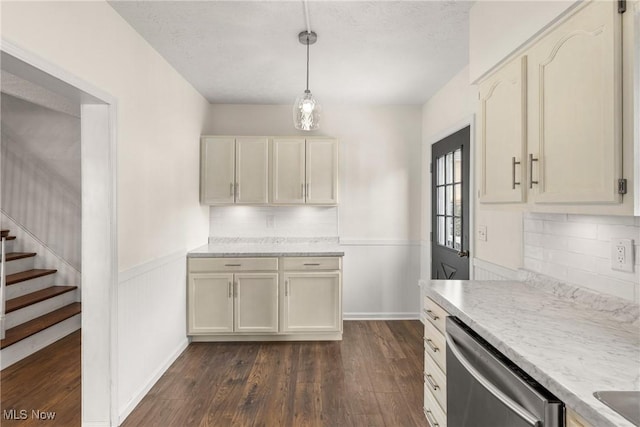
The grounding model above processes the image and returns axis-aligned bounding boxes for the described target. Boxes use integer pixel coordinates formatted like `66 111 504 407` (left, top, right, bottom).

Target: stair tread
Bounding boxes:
3 236 16 241
3 252 37 262
0 229 8 237
5 286 78 313
6 269 57 286
1 302 81 349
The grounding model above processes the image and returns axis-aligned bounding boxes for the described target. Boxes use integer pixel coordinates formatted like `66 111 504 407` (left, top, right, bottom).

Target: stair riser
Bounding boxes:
5 290 78 329
2 241 14 253
5 275 55 300
0 314 80 370
4 257 35 276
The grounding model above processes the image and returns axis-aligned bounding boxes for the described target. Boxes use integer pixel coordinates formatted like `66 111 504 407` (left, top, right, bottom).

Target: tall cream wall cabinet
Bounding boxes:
282 257 342 333
200 136 269 205
187 258 279 334
479 56 527 203
478 1 631 212
272 138 339 205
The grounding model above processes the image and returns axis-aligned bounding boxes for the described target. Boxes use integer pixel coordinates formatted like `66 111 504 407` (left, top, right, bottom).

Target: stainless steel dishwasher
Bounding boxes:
446 316 564 427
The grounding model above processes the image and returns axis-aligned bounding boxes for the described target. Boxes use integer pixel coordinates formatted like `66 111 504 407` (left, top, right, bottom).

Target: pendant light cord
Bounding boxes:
306 34 310 92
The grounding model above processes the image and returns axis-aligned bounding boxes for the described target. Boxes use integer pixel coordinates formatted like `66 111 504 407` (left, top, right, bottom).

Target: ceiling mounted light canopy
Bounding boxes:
293 30 321 131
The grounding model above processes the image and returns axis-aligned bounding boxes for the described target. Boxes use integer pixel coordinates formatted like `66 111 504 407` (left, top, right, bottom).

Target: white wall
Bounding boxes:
469 0 578 82
205 104 423 317
2 94 81 270
1 2 210 424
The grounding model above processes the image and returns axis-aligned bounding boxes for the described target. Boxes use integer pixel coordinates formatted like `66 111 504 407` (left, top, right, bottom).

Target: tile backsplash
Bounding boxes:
209 206 339 238
523 213 640 302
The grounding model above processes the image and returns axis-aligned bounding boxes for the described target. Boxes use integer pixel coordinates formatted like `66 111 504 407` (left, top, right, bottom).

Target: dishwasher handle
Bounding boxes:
445 332 542 427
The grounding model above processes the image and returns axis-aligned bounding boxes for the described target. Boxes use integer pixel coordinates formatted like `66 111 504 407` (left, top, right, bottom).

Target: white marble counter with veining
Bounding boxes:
189 237 344 257
422 279 640 427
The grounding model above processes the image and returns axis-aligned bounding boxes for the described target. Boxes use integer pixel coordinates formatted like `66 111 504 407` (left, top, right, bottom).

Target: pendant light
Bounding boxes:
293 30 321 131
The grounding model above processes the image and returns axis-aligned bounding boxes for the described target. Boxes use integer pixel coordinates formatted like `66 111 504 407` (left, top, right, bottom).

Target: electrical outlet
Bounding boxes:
611 239 634 272
478 225 487 242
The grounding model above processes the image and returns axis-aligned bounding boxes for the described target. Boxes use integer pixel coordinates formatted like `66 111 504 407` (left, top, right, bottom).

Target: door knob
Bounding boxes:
457 250 470 258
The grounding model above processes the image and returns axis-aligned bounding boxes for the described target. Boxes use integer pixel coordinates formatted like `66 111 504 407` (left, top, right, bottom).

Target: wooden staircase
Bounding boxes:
1 228 81 369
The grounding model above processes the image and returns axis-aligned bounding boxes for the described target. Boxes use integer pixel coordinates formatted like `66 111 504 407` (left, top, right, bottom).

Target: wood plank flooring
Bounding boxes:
0 330 81 426
0 321 428 427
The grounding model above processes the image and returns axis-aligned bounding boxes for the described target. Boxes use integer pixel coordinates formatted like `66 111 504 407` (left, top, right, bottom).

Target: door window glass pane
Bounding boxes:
454 149 462 183
446 185 453 215
446 153 453 184
437 187 445 215
437 156 445 185
454 184 462 217
454 218 462 250
438 217 445 245
446 217 453 247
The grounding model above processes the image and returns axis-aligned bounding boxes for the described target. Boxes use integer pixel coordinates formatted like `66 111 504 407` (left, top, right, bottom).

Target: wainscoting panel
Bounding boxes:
117 250 189 424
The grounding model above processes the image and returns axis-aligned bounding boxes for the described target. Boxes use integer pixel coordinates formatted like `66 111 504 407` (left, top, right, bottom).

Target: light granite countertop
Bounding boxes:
422 279 640 427
188 237 344 257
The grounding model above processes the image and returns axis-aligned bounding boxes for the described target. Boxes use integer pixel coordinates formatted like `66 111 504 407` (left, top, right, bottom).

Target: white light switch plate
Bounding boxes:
611 239 634 272
478 225 487 242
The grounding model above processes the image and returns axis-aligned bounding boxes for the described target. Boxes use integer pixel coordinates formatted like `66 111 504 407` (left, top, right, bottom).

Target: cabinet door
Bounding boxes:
478 56 527 203
236 138 269 204
527 1 622 204
234 273 279 333
282 272 341 332
306 138 338 205
272 138 306 204
188 273 233 334
201 137 236 204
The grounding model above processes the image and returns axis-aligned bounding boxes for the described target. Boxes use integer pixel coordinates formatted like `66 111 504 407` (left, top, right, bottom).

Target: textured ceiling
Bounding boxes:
109 1 472 105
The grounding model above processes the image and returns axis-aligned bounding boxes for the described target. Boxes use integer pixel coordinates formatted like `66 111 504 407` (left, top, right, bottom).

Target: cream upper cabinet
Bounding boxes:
527 0 622 204
201 137 235 204
282 271 342 333
478 56 527 204
271 138 306 204
272 138 338 205
200 136 269 205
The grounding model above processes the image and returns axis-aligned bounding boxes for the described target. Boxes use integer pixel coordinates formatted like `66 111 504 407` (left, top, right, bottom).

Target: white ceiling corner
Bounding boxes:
108 1 472 106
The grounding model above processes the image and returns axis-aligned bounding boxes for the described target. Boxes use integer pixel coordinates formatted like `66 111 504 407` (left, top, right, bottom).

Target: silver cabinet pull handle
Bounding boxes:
424 409 439 427
424 338 439 353
446 332 541 427
425 373 440 391
303 263 321 266
512 157 521 189
224 264 242 267
229 183 234 196
424 309 439 321
529 154 539 188
228 281 232 298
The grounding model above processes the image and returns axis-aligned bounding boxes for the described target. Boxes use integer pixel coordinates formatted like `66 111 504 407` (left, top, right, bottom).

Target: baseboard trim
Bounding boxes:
117 338 188 425
343 312 420 320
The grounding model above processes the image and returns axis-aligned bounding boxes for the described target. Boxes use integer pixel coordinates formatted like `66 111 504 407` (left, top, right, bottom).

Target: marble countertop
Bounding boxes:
422 279 640 427
188 237 344 257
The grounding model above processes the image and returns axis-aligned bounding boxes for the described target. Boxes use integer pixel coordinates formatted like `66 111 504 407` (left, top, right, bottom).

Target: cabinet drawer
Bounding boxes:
424 297 448 334
424 349 447 413
189 257 278 272
424 320 446 373
282 256 341 270
424 380 447 427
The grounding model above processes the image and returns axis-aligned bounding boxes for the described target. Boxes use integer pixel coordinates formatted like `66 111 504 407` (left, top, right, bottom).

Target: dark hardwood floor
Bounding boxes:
0 330 81 426
0 321 428 427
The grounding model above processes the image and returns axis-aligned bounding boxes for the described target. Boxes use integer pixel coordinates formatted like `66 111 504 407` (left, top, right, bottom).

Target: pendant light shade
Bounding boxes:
293 31 321 131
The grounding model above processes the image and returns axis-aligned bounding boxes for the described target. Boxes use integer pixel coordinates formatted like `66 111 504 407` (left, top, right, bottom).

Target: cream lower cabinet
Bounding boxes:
187 257 279 335
423 296 449 427
188 256 343 341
